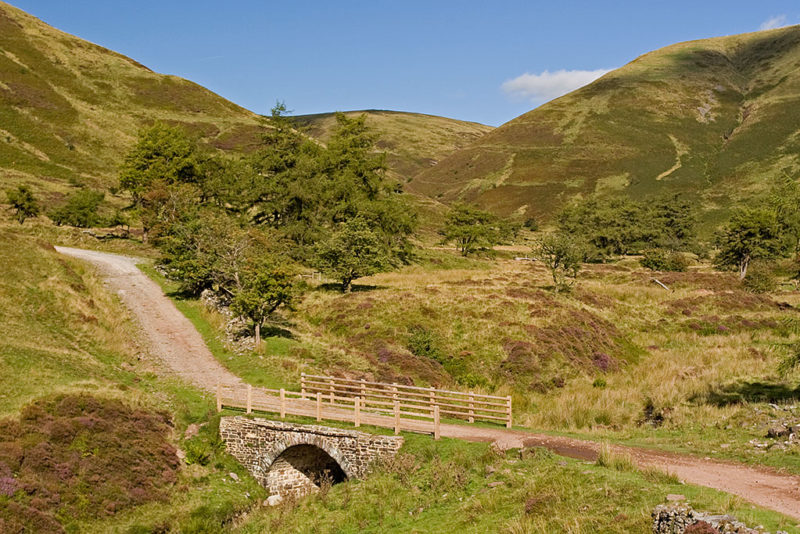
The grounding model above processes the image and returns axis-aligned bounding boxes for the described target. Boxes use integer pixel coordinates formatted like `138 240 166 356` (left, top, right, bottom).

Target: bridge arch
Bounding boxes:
220 417 403 497
265 444 348 496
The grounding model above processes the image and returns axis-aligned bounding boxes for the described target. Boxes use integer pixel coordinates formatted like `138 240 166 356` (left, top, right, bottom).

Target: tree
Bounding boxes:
49 189 105 228
315 217 387 292
6 185 39 224
715 207 786 279
119 123 200 206
537 232 584 292
441 203 505 256
231 262 296 350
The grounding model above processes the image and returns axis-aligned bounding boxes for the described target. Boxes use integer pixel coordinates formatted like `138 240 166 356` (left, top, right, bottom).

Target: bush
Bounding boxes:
640 249 689 272
742 261 777 294
49 189 105 228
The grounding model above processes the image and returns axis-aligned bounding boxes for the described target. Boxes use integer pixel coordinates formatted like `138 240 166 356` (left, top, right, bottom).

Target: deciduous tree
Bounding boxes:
6 185 39 224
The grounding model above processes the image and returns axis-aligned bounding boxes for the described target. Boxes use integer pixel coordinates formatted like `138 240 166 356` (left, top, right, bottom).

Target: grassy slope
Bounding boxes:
157 246 800 475
4 219 799 531
0 1 266 201
0 222 268 532
410 25 800 224
294 110 493 184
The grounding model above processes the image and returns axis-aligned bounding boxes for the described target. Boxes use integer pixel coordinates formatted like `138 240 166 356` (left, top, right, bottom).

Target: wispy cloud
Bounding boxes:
502 68 613 103
759 14 788 31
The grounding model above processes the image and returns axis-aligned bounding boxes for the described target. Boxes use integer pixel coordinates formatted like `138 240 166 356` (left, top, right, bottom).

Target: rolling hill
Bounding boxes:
409 25 800 223
0 1 268 200
0 1 493 208
294 110 493 183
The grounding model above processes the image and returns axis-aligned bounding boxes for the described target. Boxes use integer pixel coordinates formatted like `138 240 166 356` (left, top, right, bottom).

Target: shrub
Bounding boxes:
742 261 777 294
640 249 689 272
48 189 105 228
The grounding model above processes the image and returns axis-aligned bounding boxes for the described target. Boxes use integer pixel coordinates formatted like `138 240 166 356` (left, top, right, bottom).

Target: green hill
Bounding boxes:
294 110 493 183
409 26 800 223
0 1 266 201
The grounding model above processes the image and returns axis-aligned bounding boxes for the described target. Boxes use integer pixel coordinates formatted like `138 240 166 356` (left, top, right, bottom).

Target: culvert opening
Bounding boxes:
266 444 347 497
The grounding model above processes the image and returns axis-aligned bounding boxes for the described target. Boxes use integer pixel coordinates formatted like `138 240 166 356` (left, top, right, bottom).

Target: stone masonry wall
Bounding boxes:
220 417 404 496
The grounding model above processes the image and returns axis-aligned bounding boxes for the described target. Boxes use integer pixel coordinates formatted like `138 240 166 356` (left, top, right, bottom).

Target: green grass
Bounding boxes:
232 431 800 534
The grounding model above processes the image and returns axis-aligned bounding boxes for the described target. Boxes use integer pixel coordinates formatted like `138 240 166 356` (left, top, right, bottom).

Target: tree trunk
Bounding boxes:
739 255 750 280
254 322 261 351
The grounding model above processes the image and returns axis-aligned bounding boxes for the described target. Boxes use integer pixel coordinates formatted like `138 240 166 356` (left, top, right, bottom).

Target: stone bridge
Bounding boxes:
220 417 404 496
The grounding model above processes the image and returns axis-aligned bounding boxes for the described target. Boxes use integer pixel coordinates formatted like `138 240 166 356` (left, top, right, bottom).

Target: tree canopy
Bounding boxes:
6 185 39 224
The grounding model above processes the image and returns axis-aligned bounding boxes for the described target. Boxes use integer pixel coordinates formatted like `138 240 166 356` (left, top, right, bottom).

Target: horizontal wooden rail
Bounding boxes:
216 383 443 439
301 373 511 428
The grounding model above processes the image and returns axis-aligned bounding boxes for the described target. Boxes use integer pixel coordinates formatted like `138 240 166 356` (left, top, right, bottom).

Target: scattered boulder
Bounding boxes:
266 494 283 506
766 424 790 439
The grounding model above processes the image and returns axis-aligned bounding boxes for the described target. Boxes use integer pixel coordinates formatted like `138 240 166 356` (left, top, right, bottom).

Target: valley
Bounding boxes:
2 1 800 532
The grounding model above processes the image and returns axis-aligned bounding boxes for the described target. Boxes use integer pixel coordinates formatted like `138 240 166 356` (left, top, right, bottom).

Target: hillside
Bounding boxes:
410 25 800 222
294 110 493 183
0 1 266 200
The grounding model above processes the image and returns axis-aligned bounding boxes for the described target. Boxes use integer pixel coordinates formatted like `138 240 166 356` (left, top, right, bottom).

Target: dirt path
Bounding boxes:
56 247 242 390
59 247 800 522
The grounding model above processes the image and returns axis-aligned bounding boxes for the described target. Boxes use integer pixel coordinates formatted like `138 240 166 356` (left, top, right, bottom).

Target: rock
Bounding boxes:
176 448 186 461
266 494 283 506
488 481 505 488
791 424 800 435
666 494 686 502
485 465 496 476
229 472 240 482
184 423 201 439
767 424 790 439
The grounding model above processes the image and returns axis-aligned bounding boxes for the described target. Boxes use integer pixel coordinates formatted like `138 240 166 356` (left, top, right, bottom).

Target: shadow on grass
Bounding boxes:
315 283 387 293
261 325 294 339
692 380 800 406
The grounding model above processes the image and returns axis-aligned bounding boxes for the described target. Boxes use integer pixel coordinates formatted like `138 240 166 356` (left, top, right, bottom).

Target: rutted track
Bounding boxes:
58 247 800 522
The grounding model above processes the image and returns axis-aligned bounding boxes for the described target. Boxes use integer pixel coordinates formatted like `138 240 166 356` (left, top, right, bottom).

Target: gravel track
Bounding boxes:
58 246 800 522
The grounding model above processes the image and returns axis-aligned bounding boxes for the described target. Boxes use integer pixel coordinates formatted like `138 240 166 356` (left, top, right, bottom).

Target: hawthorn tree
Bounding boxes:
441 203 504 256
48 189 105 228
315 217 387 292
6 185 39 224
231 262 296 350
538 232 584 292
715 207 786 279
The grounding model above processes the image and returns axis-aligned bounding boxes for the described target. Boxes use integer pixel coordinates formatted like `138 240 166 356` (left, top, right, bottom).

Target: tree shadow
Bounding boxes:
691 380 800 407
261 325 294 339
315 283 387 293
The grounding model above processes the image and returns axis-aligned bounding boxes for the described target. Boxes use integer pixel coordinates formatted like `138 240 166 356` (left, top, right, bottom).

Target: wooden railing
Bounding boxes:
300 373 512 428
216 376 512 440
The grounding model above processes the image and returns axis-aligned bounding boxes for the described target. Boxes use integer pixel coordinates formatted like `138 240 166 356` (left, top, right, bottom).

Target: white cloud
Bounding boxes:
501 68 613 103
759 14 788 31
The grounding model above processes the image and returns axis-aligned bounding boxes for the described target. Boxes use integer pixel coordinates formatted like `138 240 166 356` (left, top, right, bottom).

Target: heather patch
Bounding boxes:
0 394 179 530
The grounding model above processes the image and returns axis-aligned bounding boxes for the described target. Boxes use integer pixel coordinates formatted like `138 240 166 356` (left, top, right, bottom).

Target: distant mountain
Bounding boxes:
294 110 493 184
0 1 265 198
410 26 800 223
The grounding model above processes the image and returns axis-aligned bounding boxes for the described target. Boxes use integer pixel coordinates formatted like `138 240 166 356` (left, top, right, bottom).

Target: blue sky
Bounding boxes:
10 1 800 126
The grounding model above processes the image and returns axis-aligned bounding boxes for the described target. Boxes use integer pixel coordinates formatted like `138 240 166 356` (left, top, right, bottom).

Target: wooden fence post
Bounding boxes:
354 397 361 428
429 386 435 416
216 383 222 412
393 399 400 435
300 373 306 400
246 385 252 414
316 392 322 422
433 405 440 440
280 388 285 419
468 392 474 423
360 379 366 400
329 378 335 404
506 395 512 429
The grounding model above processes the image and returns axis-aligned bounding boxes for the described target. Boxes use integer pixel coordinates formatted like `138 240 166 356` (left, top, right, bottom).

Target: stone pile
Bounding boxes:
652 503 787 534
